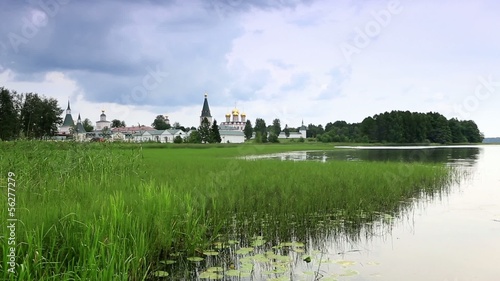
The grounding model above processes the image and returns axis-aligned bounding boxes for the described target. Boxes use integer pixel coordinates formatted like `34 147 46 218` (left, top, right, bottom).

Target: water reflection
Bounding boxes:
243 146 481 167
170 146 496 280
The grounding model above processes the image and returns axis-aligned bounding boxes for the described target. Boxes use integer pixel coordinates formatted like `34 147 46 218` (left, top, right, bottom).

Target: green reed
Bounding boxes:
0 141 455 280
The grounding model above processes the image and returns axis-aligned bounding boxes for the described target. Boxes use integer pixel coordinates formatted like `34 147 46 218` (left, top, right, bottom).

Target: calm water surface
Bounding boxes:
242 145 500 280
181 146 499 281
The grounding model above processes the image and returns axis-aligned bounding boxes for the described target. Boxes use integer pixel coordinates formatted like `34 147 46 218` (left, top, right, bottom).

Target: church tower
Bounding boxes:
299 120 307 137
200 93 213 125
95 110 111 130
75 114 86 134
59 100 75 135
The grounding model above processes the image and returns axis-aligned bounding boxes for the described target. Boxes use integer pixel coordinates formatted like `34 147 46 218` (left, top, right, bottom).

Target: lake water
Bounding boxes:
244 145 500 281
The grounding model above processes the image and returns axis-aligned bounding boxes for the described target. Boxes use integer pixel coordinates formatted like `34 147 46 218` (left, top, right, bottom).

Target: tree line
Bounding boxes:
1 87 484 143
313 111 483 144
0 87 63 140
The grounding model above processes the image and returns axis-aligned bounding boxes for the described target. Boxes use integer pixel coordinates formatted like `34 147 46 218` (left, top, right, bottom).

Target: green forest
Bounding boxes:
304 111 483 144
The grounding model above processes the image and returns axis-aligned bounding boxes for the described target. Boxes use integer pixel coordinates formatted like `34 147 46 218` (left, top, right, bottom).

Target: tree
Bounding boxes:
173 135 183 143
101 126 111 139
460 120 483 143
272 118 281 137
448 118 467 143
111 119 125 128
111 119 120 128
268 133 279 143
254 118 267 143
20 93 62 139
244 120 253 140
0 88 20 140
83 118 94 132
210 120 222 143
426 112 451 144
172 122 187 132
185 130 201 143
198 117 211 143
306 123 324 138
284 124 290 139
152 115 171 130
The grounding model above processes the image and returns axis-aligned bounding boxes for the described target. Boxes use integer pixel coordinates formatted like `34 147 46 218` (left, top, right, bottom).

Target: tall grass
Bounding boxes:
0 141 455 280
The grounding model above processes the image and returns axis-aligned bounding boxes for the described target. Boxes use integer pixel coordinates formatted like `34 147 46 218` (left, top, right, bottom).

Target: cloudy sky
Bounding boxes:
1 0 499 136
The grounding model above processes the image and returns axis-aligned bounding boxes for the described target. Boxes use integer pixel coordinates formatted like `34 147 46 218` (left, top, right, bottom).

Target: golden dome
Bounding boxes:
225 113 231 117
232 108 239 115
240 112 246 116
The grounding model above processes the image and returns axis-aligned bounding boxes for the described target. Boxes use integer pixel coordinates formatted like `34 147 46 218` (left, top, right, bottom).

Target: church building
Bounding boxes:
57 100 87 138
95 110 111 130
59 101 75 135
220 108 247 131
200 94 213 125
200 94 245 143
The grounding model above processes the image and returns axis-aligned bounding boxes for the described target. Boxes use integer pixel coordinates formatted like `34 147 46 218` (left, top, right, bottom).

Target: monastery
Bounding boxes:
56 94 305 143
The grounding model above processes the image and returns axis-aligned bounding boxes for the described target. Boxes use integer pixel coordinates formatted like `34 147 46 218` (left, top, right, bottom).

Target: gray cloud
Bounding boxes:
0 0 315 109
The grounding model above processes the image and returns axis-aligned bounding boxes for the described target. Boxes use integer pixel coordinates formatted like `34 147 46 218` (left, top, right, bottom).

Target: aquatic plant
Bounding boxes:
0 141 455 280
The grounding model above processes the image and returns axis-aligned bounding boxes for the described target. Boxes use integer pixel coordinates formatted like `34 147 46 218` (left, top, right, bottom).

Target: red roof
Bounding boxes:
112 126 154 133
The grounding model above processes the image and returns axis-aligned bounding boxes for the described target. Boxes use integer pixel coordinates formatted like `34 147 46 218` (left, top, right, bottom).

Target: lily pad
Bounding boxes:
239 262 254 272
236 247 254 255
199 271 223 279
159 260 176 265
206 266 224 272
152 271 169 277
203 251 219 256
335 260 356 267
264 268 287 275
251 238 266 247
340 269 359 277
213 242 225 249
226 270 241 277
187 256 204 262
253 254 270 263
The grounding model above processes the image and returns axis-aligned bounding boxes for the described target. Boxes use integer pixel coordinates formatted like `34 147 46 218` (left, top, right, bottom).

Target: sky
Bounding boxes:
0 0 499 137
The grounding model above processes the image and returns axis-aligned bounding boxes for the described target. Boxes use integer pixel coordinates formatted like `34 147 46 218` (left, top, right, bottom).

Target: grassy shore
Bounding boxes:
0 141 455 280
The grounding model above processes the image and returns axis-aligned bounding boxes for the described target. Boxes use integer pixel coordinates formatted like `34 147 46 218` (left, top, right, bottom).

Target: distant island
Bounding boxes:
483 137 500 144
306 110 483 144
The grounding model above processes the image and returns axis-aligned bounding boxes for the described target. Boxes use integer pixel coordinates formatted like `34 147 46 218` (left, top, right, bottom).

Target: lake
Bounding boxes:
233 145 499 280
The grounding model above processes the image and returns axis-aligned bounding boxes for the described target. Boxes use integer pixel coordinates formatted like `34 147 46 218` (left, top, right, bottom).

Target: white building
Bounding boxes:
220 130 245 143
278 121 307 139
199 94 246 143
220 108 247 131
58 101 75 135
95 110 111 130
130 129 189 143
